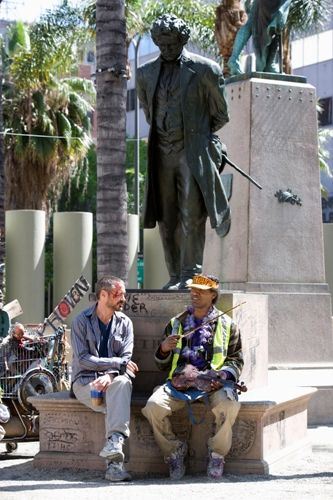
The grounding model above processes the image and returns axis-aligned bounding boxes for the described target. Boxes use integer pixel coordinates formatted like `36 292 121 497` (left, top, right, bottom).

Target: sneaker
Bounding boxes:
165 442 187 480
99 432 125 461
105 462 132 482
207 449 225 479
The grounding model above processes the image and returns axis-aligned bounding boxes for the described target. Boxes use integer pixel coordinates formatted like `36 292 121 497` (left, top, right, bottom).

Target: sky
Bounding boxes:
1 0 80 23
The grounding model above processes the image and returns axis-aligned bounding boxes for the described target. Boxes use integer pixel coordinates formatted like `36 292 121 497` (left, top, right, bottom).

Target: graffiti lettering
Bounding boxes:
125 294 148 315
42 275 90 332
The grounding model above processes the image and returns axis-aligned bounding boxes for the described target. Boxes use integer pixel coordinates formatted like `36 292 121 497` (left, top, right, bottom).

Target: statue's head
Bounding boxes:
151 14 190 61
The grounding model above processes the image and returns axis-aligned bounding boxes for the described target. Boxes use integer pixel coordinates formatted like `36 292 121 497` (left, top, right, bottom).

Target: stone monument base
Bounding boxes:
30 387 316 476
268 364 333 425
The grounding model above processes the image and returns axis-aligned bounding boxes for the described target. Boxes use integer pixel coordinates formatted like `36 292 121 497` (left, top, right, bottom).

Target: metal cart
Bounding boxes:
0 326 69 452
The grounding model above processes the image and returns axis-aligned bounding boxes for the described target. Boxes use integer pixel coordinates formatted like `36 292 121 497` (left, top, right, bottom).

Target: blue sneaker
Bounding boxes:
165 442 187 480
207 449 225 479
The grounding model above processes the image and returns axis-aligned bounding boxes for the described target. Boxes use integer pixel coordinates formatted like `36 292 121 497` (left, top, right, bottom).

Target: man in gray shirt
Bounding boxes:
71 276 138 482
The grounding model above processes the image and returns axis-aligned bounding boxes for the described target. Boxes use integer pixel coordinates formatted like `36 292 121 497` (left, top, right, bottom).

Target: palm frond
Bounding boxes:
62 77 96 99
56 111 73 150
288 0 333 33
7 21 31 55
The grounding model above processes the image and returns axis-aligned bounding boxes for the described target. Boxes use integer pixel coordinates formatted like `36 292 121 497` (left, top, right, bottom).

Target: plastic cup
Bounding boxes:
90 388 104 406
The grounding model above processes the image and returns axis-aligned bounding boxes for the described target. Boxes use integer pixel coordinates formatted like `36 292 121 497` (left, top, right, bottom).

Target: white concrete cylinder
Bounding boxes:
127 214 139 289
5 210 45 324
143 227 168 289
53 212 93 325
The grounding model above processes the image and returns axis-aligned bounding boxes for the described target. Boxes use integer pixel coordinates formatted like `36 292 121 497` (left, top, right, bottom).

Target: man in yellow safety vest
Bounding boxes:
142 273 244 480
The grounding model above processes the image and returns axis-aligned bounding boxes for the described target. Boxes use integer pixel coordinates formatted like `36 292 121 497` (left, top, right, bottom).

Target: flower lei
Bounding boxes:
179 305 216 369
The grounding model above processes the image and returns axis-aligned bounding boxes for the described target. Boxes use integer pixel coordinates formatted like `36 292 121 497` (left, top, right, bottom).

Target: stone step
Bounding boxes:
29 385 316 475
268 366 333 425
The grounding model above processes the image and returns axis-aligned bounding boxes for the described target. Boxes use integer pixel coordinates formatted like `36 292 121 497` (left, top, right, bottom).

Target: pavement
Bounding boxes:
0 426 333 500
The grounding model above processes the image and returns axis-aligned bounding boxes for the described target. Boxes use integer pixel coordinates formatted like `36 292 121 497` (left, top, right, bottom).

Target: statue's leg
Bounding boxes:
228 24 252 76
155 148 181 286
177 153 207 286
263 35 280 73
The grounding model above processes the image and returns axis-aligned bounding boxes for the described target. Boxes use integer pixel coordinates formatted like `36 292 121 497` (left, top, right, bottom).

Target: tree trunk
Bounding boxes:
96 0 128 281
282 27 292 75
0 47 5 291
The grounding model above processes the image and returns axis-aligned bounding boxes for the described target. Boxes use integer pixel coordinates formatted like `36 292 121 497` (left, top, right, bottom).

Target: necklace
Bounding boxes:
180 306 215 369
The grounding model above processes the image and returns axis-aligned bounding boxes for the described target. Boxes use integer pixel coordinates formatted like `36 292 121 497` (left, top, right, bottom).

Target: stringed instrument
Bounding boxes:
171 364 247 394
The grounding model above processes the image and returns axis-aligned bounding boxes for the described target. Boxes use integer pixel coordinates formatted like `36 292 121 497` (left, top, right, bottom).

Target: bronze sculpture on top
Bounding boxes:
215 0 248 78
137 14 230 290
228 0 292 75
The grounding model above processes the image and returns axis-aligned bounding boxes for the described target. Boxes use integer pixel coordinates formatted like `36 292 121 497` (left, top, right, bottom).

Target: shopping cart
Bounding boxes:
0 326 69 452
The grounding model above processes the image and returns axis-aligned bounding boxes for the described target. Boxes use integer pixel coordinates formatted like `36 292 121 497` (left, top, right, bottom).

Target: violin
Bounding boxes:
171 364 247 394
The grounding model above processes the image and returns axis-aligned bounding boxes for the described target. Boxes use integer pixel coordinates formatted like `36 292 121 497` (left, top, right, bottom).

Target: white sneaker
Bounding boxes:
105 462 132 482
99 432 125 461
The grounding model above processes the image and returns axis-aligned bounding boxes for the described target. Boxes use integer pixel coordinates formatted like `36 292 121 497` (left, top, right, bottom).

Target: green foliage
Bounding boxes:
83 0 217 52
58 138 148 215
126 138 148 214
138 0 216 52
319 128 333 198
58 144 97 213
287 0 333 33
2 6 96 212
7 20 30 55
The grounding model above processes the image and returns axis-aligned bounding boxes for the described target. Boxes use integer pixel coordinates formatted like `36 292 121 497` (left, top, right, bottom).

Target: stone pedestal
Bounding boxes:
203 77 333 365
124 291 268 393
29 289 316 475
29 386 315 475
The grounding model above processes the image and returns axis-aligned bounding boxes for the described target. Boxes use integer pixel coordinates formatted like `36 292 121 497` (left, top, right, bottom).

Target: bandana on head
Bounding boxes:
187 275 219 290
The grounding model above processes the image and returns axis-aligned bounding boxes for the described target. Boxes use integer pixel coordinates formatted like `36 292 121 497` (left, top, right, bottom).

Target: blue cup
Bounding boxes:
90 388 104 406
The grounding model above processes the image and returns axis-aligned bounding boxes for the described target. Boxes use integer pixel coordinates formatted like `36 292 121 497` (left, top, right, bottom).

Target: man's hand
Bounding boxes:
91 374 114 392
210 370 227 391
160 334 180 354
126 360 139 378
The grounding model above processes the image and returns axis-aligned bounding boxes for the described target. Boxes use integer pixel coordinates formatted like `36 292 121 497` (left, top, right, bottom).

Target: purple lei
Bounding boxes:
180 305 216 369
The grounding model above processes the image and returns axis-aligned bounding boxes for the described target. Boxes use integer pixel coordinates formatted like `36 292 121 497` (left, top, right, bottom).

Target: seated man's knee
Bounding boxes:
142 398 163 420
214 397 240 417
108 374 131 391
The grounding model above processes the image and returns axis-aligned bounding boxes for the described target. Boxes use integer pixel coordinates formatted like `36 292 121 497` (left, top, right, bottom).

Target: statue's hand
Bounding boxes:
228 57 243 76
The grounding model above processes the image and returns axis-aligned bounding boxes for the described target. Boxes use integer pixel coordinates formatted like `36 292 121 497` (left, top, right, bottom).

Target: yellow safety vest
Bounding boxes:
167 313 231 380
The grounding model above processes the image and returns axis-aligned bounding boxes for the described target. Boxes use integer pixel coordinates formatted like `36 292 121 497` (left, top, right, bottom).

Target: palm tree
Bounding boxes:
95 0 128 280
2 18 95 216
0 34 4 288
283 0 333 73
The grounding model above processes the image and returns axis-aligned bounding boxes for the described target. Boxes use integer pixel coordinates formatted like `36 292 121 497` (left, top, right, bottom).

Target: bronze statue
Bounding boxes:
137 14 230 290
228 0 292 75
215 0 248 78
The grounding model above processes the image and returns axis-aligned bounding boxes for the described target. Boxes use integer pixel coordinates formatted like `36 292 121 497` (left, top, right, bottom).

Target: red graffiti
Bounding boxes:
58 301 71 318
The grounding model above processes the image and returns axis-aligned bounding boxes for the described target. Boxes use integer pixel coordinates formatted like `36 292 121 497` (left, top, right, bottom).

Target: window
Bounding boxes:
87 50 95 63
329 212 333 223
318 97 332 126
